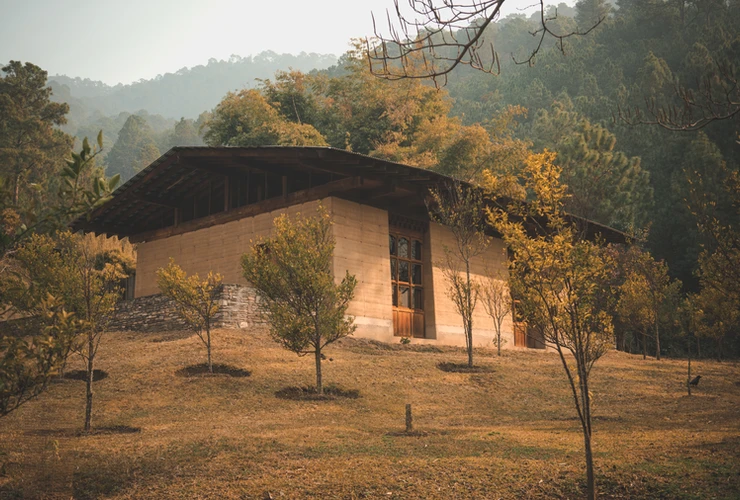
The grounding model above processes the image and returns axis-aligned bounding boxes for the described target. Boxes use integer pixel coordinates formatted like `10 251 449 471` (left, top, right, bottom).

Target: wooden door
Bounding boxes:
390 231 425 338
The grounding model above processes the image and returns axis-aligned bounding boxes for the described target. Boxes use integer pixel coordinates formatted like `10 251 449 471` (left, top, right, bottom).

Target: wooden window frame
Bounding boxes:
390 227 425 338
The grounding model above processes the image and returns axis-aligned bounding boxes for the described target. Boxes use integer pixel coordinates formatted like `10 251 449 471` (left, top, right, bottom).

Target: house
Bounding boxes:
73 146 623 349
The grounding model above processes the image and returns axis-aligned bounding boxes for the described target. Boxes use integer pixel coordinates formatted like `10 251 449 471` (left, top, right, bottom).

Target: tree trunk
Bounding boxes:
583 425 596 500
315 347 323 395
84 334 94 432
467 318 473 368
580 370 596 500
655 316 661 360
642 331 647 360
466 262 474 368
497 330 501 357
206 327 213 373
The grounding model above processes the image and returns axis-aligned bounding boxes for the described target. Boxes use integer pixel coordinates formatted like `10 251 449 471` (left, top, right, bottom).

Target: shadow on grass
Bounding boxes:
26 426 141 438
275 385 360 401
62 369 109 382
175 363 251 378
437 362 494 373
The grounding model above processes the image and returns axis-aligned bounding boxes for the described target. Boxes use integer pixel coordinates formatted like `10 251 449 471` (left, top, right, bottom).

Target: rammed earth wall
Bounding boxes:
108 284 264 332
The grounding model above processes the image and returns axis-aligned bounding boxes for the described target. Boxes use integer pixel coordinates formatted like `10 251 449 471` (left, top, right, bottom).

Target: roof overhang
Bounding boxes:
71 146 628 245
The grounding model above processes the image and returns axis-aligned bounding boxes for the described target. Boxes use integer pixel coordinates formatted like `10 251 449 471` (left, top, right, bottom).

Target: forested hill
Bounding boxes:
47 51 337 126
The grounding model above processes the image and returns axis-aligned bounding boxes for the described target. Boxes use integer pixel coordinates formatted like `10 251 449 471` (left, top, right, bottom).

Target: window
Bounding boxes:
390 229 425 338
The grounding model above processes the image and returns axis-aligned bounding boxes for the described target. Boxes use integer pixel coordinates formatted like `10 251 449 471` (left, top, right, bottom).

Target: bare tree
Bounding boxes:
367 0 604 85
428 182 490 367
480 269 510 356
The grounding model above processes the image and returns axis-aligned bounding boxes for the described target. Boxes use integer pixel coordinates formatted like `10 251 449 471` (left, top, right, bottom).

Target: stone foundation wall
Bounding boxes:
109 284 264 332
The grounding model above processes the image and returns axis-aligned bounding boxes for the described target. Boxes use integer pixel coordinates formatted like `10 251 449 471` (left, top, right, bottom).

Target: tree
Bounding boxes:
203 89 327 148
428 182 490 367
529 100 651 231
486 151 616 500
0 295 77 417
6 231 126 431
480 269 511 356
617 248 679 360
0 61 71 208
156 259 223 373
241 207 357 395
106 114 161 181
165 118 205 149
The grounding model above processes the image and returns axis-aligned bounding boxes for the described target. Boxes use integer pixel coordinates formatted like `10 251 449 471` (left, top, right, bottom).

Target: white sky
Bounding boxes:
1 0 572 85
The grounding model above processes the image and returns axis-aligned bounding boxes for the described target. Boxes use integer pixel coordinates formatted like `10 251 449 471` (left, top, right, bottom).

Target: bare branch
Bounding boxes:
367 0 602 84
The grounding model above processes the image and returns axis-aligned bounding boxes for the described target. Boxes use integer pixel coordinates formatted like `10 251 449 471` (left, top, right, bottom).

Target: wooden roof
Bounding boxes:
71 146 627 244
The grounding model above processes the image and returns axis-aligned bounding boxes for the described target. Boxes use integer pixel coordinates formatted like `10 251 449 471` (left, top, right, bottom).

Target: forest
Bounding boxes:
2 0 739 360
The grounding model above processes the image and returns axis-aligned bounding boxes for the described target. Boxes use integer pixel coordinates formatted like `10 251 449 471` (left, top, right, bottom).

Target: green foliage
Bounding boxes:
241 206 357 394
0 295 78 417
1 231 126 427
529 100 651 230
0 61 71 210
106 114 161 181
203 89 327 148
617 247 681 359
156 259 223 372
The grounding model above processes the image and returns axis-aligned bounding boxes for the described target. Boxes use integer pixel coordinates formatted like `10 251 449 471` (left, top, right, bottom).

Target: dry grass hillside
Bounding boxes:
1 328 739 499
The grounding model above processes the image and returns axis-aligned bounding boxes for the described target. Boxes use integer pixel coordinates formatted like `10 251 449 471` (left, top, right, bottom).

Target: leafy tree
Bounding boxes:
203 89 327 148
0 132 118 259
0 295 77 417
428 182 490 367
156 259 223 373
7 231 126 431
480 269 511 356
241 207 357 395
618 247 680 360
0 61 71 208
486 151 616 500
106 114 161 181
529 100 651 231
165 117 205 149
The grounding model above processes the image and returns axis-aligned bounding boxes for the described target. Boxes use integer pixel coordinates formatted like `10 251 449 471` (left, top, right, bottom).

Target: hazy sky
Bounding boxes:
2 0 571 85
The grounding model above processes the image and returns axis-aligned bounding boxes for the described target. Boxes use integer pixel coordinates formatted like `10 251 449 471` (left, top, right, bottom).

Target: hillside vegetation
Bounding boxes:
1 328 738 499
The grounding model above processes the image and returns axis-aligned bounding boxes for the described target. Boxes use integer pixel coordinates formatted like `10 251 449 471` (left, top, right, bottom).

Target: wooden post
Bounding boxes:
405 404 413 433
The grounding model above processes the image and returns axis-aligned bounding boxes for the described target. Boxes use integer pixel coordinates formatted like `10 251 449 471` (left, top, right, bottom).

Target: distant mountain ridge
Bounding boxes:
48 51 338 124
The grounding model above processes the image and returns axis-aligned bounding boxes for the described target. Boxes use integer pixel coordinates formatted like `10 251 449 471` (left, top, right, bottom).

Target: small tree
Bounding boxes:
156 259 223 373
480 270 511 356
428 182 490 367
487 151 616 500
6 231 125 431
618 247 679 360
0 295 77 417
241 206 357 395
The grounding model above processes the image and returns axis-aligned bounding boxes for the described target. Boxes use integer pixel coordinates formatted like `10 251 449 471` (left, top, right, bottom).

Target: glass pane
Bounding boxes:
392 284 398 306
399 261 409 282
391 258 397 280
413 240 422 260
389 235 396 256
413 288 423 310
400 286 410 308
398 238 409 258
412 264 422 285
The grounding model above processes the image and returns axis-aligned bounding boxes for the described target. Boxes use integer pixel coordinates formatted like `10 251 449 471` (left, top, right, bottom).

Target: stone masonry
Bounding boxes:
108 284 264 332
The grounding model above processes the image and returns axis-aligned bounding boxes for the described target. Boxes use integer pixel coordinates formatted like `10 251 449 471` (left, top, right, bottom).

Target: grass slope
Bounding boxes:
1 329 738 499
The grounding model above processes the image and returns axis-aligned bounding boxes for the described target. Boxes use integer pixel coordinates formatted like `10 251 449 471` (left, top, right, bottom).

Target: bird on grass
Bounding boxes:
689 375 702 386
